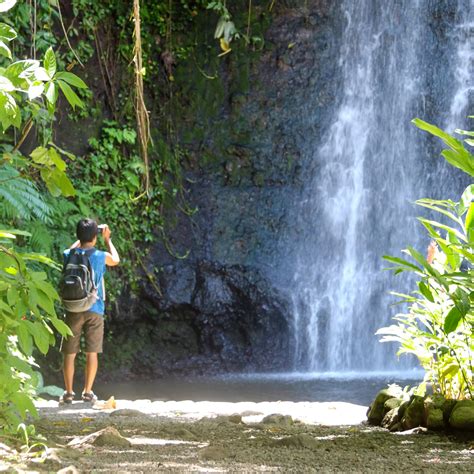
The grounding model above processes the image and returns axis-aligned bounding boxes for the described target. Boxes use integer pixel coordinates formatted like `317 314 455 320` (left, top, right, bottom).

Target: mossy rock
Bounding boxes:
261 414 294 426
384 397 403 412
91 427 131 448
401 395 425 430
367 388 400 425
381 407 401 430
443 399 458 424
424 395 446 430
449 400 474 430
426 408 445 430
200 445 232 461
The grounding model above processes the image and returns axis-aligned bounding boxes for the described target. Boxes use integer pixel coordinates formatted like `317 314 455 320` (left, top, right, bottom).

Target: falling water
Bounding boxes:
292 0 473 372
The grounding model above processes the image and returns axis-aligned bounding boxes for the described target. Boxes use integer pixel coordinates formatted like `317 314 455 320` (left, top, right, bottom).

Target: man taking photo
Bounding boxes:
59 218 120 404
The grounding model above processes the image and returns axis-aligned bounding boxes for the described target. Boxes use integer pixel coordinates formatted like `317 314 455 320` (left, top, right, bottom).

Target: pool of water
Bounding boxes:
96 370 423 406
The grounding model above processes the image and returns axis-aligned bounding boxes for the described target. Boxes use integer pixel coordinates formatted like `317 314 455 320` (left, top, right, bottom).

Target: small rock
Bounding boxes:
261 414 294 426
272 434 319 449
449 400 474 430
401 396 425 430
68 426 131 448
227 414 243 424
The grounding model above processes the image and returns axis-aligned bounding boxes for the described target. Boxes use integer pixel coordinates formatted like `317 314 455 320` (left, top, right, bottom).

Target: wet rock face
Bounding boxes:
112 261 293 376
106 1 343 376
135 2 340 374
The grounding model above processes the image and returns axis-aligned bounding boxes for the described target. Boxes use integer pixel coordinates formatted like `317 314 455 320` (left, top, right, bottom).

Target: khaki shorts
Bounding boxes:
60 311 104 354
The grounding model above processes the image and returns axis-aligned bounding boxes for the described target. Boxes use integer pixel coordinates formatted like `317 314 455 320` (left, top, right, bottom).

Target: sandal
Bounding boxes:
82 391 98 403
59 391 75 405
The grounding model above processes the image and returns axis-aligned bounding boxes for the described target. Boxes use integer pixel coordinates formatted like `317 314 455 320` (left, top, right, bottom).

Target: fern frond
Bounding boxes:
0 165 53 223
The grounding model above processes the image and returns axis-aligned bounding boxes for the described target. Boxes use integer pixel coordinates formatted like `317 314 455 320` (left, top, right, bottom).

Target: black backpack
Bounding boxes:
59 248 98 313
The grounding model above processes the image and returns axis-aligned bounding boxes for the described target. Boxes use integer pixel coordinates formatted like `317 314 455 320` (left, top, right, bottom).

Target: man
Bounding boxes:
60 218 120 404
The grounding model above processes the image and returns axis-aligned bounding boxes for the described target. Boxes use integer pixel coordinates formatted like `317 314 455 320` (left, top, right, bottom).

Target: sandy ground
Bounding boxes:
1 398 473 473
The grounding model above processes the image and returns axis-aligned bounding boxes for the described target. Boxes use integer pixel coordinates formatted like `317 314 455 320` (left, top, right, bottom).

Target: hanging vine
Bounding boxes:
132 0 151 196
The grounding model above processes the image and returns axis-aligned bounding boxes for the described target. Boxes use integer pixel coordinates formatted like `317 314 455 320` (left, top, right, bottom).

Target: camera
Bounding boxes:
98 224 106 234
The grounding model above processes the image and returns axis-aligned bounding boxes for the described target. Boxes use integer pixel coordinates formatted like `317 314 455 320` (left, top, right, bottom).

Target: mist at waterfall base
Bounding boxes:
289 0 473 374
97 370 423 406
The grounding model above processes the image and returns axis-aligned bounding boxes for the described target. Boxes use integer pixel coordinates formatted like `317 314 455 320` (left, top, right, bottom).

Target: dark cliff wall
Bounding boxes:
106 1 344 376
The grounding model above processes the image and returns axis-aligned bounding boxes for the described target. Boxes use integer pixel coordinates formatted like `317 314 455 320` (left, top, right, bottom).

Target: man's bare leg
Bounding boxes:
84 352 98 394
63 353 76 393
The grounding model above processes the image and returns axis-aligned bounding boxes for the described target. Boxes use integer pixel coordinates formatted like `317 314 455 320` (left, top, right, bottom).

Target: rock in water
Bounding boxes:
449 400 474 430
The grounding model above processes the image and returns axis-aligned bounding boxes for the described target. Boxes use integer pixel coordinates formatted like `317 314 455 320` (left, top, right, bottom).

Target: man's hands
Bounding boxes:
101 224 120 267
101 224 111 242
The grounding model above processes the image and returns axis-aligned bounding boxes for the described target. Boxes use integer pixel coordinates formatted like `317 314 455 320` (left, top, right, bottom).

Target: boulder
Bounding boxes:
367 388 401 425
449 400 474 430
384 397 403 412
261 414 294 426
272 434 319 449
424 395 446 430
381 407 401 430
426 408 445 430
68 426 131 448
401 396 425 430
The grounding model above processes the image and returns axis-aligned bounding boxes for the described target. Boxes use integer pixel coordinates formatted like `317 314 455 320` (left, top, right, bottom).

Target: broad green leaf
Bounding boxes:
4 60 39 85
49 317 72 336
454 128 474 138
382 255 422 273
34 67 50 81
10 392 37 418
57 79 83 109
444 306 462 334
0 0 17 13
0 228 31 237
0 231 16 239
418 281 434 302
459 185 474 215
6 286 18 306
43 47 56 78
0 39 11 59
17 323 33 355
27 81 44 100
30 146 50 164
442 363 460 379
48 147 66 171
44 81 58 107
55 71 87 88
418 218 466 243
415 199 462 225
464 202 474 233
36 289 56 316
0 23 17 41
31 322 50 355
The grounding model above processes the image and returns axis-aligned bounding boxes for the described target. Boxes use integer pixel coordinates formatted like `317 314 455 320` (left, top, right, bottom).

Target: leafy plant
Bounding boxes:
0 0 87 432
378 118 474 400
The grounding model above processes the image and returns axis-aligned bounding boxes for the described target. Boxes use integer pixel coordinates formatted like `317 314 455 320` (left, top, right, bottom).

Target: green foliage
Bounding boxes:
0 0 87 433
379 119 474 400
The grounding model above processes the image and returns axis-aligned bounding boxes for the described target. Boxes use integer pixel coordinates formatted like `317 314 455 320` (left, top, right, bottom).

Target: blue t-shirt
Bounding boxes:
63 248 107 315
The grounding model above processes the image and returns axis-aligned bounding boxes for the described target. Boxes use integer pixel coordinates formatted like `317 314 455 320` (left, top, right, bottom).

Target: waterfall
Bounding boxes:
291 0 473 372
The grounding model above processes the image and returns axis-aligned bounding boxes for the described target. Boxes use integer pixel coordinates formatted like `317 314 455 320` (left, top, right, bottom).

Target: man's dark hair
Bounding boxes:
76 218 98 244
